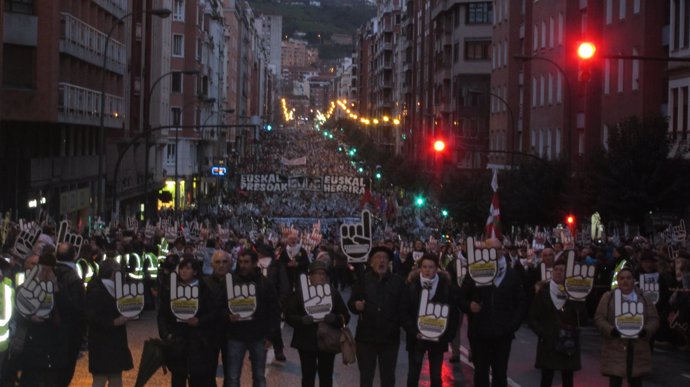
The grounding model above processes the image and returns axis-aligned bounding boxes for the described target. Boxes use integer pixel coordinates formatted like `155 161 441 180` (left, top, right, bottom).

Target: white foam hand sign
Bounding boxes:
225 274 257 320
466 237 498 286
188 221 201 242
560 230 575 250
540 262 553 282
34 278 55 319
340 210 372 263
144 221 156 239
14 223 41 258
126 216 138 233
673 220 687 244
532 229 546 251
564 250 595 301
115 271 145 318
456 254 468 287
614 288 644 338
639 273 660 305
16 266 48 317
300 274 333 321
417 288 449 341
169 272 199 321
57 220 83 258
164 222 178 242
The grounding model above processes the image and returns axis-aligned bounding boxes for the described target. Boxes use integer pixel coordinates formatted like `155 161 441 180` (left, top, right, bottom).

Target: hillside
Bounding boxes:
247 0 376 59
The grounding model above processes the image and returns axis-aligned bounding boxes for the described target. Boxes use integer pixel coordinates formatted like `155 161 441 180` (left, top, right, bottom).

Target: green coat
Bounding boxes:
528 284 585 371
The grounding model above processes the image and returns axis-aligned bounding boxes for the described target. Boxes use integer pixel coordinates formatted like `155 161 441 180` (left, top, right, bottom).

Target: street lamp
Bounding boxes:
143 69 199 218
97 7 171 218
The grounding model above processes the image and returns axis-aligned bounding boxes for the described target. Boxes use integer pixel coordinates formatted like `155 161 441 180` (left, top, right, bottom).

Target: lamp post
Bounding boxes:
97 7 171 218
143 69 199 219
465 89 517 168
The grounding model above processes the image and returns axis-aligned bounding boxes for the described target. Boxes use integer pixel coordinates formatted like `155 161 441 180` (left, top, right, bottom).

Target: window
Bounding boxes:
555 128 561 157
631 48 640 90
2 44 35 88
558 13 563 45
557 73 562 103
604 59 611 94
503 41 507 67
633 0 640 14
549 17 554 48
171 107 182 127
465 40 491 60
4 0 33 14
171 72 183 93
533 26 538 52
196 38 202 61
548 74 553 104
541 21 546 48
172 34 184 57
605 0 612 24
467 2 493 24
166 143 176 164
532 77 537 107
540 75 545 106
619 0 626 20
617 58 624 92
173 0 184 21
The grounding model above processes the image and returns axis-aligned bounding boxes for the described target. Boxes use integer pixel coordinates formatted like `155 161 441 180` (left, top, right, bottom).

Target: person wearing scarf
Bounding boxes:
279 233 310 292
85 258 133 387
528 258 586 387
595 266 659 387
405 254 459 387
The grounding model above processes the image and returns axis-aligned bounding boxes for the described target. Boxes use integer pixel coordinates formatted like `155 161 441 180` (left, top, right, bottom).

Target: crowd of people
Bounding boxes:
0 213 688 387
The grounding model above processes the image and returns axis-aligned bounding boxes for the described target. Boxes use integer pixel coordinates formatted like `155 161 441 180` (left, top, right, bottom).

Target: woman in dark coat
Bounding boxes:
157 256 218 387
284 260 350 387
528 258 585 387
86 258 134 387
406 254 459 387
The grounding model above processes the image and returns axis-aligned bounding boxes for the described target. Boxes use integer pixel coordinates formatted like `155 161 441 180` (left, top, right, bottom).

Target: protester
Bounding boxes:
86 258 133 387
284 260 350 387
459 239 527 387
157 256 218 387
204 250 232 380
594 266 660 387
528 258 586 387
405 254 458 387
54 242 87 387
225 250 281 387
348 246 410 387
256 243 290 362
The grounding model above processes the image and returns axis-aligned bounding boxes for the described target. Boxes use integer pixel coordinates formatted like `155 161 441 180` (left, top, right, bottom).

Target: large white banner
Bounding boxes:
240 174 366 194
281 156 307 166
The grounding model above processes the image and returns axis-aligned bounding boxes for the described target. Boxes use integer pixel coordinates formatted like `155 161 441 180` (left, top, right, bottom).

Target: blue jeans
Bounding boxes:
225 340 267 387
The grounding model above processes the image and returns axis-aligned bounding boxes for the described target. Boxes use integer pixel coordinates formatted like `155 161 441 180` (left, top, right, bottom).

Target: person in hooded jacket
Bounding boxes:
284 260 350 387
86 258 133 387
406 254 458 387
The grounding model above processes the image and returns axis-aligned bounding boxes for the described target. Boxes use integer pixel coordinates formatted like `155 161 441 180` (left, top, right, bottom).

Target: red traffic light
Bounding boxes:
433 140 446 152
566 215 575 225
577 42 596 60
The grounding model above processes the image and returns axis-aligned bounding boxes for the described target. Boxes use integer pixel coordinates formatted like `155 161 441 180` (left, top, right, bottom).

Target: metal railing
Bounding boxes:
58 82 124 127
59 12 126 74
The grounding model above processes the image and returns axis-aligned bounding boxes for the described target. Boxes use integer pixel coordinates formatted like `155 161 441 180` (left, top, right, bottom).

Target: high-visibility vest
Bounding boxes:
0 278 14 352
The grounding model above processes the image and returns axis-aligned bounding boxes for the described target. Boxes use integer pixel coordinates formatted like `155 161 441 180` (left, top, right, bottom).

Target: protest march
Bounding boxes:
0 127 688 387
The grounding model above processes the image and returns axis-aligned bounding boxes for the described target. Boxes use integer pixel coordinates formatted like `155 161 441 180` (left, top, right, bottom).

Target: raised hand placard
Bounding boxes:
115 272 145 318
169 272 199 321
416 288 449 341
466 237 497 286
613 288 644 338
455 255 468 287
639 273 660 305
540 262 553 282
340 210 372 263
14 223 41 258
16 266 51 318
225 274 257 320
300 274 332 321
57 220 83 258
564 250 595 301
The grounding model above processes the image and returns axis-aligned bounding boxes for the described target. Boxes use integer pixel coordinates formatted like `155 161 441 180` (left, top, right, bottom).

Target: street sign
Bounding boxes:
211 166 227 176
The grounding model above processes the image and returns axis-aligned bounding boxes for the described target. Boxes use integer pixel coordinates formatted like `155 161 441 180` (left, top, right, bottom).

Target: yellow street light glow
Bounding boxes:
373 119 379 124
393 119 400 125
382 116 390 122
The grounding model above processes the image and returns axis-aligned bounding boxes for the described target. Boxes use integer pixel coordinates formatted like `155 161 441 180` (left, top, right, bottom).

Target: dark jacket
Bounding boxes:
54 262 86 340
528 283 585 371
459 266 527 339
279 246 310 292
223 269 281 343
347 270 410 345
284 286 350 352
203 273 227 344
261 259 290 303
406 274 459 353
86 278 134 374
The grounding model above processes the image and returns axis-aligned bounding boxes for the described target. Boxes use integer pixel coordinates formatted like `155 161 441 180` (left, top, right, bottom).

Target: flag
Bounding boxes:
485 169 502 239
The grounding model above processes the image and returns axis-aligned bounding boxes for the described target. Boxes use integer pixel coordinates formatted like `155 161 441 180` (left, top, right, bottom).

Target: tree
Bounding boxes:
583 116 690 224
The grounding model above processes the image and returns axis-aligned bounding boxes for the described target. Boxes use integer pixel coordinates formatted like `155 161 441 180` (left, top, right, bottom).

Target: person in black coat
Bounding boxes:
458 240 527 387
528 258 585 387
284 260 350 387
54 242 86 387
347 246 410 387
406 254 458 387
86 258 134 387
158 256 218 387
278 233 310 292
257 243 290 361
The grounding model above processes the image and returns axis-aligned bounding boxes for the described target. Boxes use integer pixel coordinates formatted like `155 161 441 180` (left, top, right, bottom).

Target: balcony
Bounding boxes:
59 13 126 75
58 82 124 128
92 0 127 18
